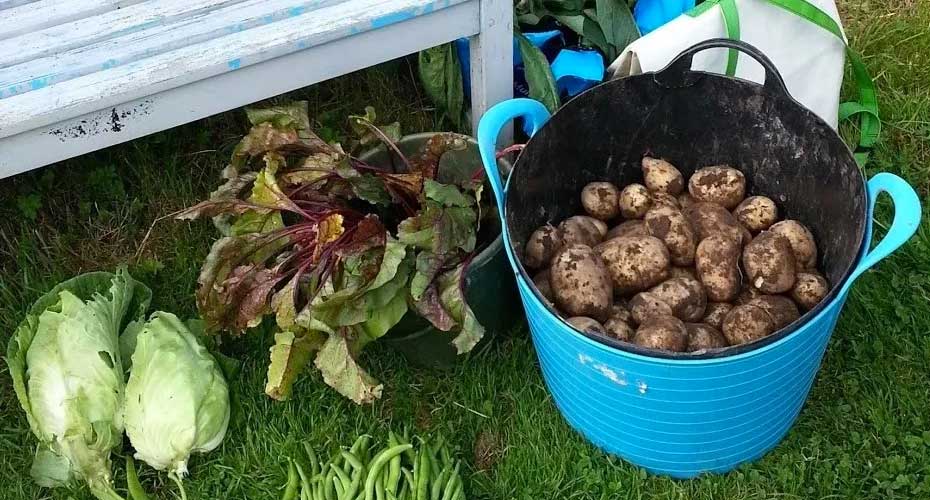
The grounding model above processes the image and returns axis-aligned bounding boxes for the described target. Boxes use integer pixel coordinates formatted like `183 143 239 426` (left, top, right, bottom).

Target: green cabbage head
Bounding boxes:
124 311 230 478
6 269 151 500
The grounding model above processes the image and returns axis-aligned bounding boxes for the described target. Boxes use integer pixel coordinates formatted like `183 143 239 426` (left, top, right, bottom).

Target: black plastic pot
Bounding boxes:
359 133 521 369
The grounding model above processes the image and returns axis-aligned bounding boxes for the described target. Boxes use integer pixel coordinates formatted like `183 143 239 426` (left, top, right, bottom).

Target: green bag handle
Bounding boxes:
686 0 880 165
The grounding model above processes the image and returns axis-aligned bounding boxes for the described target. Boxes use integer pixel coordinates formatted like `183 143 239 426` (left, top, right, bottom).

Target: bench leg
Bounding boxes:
469 0 513 139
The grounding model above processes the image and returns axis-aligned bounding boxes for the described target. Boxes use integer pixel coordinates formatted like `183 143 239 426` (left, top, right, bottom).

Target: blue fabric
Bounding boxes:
634 0 696 34
550 49 605 97
457 31 563 99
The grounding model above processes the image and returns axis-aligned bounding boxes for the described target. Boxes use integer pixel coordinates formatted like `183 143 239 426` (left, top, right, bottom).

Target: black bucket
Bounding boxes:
505 39 867 358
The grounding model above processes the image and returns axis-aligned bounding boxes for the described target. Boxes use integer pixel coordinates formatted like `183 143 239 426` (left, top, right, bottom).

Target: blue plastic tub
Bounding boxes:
476 40 921 477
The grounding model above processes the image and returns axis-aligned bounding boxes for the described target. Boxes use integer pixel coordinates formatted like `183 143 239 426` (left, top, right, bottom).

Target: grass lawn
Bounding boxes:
2 2 930 499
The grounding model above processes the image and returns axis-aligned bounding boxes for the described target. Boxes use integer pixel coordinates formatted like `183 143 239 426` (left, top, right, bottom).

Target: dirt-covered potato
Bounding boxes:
619 184 652 219
605 220 647 240
581 182 621 220
722 303 776 345
684 202 745 244
644 205 696 266
685 323 728 351
748 296 799 329
633 315 688 352
642 157 685 195
648 277 707 322
688 166 746 209
567 317 607 336
550 245 613 321
604 318 635 341
769 220 817 269
532 269 554 303
559 216 603 248
651 192 680 211
669 266 697 281
524 225 562 269
695 234 742 302
607 302 633 326
743 231 797 293
677 192 696 209
791 272 829 311
734 196 778 233
630 291 674 325
583 216 609 237
596 235 671 295
702 302 733 329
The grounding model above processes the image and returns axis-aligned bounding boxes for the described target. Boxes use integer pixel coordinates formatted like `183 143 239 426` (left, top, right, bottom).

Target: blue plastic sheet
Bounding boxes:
633 0 696 34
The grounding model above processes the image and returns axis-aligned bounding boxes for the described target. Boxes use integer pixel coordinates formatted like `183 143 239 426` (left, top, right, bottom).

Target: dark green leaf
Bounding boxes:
438 264 485 353
418 44 466 130
591 0 639 61
424 179 473 207
516 32 560 113
410 251 445 301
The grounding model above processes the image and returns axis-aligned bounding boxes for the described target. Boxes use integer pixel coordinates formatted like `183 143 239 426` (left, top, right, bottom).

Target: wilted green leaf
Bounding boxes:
348 107 402 149
265 330 325 401
593 0 639 61
438 264 485 353
424 179 473 207
314 332 383 404
516 32 560 113
246 101 311 132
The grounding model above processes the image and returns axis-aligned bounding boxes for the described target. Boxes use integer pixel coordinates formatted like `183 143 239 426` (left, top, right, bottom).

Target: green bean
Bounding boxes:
415 443 431 500
400 467 415 497
281 459 300 500
375 476 385 500
323 466 337 500
125 456 151 500
364 444 412 500
440 447 452 468
386 491 399 500
304 443 321 476
430 466 450 500
294 460 312 500
334 477 345 498
386 452 402 495
341 451 365 475
449 483 463 500
343 471 362 500
350 435 371 464
331 463 352 490
396 430 416 463
439 464 460 500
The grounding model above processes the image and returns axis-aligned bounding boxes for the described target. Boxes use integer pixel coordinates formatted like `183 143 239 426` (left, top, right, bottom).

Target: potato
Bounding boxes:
532 269 554 303
583 216 609 238
677 192 696 209
605 220 647 240
596 235 671 295
581 182 621 220
559 216 603 247
644 205 696 266
688 166 746 209
651 192 680 210
685 323 728 351
722 303 776 345
742 231 797 293
630 292 674 325
695 234 741 302
791 272 829 311
550 245 613 321
642 157 685 195
604 318 635 341
734 196 778 233
769 220 818 269
684 202 745 244
648 277 706 322
607 302 633 326
669 266 697 281
702 302 733 330
619 184 652 219
748 295 799 330
524 225 562 269
567 317 607 336
633 315 688 352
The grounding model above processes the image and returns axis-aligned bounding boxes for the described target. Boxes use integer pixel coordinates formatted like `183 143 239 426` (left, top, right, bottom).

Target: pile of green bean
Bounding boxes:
281 431 466 500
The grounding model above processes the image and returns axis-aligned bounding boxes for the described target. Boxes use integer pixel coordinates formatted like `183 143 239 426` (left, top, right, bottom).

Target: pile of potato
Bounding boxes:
524 157 831 354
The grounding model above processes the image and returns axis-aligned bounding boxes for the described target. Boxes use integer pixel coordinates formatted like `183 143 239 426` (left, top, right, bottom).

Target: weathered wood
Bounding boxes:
0 0 146 40
0 0 481 177
469 0 513 135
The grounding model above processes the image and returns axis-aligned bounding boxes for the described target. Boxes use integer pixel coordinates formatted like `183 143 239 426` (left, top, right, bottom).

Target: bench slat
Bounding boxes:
0 0 146 40
0 0 249 67
0 0 345 98
0 0 470 138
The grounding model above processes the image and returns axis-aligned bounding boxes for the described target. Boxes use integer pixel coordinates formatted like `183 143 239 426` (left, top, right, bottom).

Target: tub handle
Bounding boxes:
655 38 790 97
842 173 922 292
477 99 552 272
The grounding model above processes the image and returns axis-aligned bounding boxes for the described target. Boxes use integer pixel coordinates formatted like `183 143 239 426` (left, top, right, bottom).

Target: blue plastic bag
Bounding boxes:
633 0 696 34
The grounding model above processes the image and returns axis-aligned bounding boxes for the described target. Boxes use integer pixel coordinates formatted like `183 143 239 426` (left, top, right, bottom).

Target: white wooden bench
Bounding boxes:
0 0 512 179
